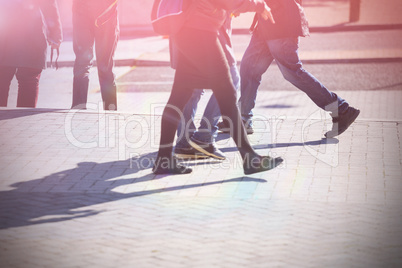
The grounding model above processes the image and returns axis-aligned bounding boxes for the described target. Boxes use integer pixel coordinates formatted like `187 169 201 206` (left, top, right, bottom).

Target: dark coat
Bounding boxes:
255 0 309 40
185 0 266 33
0 0 62 70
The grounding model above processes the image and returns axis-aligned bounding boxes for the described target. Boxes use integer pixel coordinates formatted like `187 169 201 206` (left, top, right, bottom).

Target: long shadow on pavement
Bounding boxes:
0 109 68 120
216 135 339 153
0 151 267 230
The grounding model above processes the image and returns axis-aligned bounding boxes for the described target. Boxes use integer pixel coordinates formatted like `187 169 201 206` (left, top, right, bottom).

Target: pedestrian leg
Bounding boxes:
15 67 41 108
0 66 17 107
94 5 119 111
268 38 349 115
71 1 95 109
176 89 204 148
153 71 195 174
239 34 274 123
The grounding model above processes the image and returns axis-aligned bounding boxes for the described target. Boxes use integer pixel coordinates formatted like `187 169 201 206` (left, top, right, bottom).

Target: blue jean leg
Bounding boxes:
176 89 204 148
239 33 274 124
267 38 349 115
194 64 240 143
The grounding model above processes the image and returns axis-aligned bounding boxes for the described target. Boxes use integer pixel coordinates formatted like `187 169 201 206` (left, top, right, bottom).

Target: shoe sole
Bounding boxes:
153 167 192 175
174 153 210 160
188 140 226 160
218 128 254 135
325 109 360 138
244 157 283 175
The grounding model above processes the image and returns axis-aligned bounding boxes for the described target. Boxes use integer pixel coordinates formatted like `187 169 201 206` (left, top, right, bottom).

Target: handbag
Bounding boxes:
151 0 191 36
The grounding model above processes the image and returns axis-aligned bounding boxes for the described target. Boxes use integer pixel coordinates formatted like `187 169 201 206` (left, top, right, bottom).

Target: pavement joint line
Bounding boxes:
68 23 402 38
232 24 402 34
47 57 402 68
1 109 401 124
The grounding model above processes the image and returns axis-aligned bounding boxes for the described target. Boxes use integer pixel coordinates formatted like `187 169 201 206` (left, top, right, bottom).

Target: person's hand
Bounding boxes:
260 3 275 24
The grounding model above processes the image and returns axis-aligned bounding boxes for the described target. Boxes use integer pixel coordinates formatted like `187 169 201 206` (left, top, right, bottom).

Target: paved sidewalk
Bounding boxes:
1 1 402 267
0 103 401 267
1 79 402 267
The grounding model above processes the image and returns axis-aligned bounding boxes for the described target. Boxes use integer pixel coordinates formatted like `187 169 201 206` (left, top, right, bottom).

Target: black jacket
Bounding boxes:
185 0 266 33
255 0 309 40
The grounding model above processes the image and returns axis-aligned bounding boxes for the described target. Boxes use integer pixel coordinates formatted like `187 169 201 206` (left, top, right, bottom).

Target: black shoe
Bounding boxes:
152 157 192 175
325 107 360 138
217 120 254 135
217 121 230 133
189 137 226 160
243 155 283 175
174 146 210 160
104 103 117 111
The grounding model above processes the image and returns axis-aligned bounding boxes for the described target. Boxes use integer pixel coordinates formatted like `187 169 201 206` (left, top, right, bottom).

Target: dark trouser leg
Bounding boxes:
15 67 41 108
156 70 194 160
94 7 119 110
212 80 256 159
154 28 283 174
172 28 257 161
0 66 17 107
153 70 195 174
72 1 95 109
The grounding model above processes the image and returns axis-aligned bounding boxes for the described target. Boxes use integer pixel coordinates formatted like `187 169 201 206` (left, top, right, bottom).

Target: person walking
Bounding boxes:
71 0 119 111
0 0 62 108
152 0 283 175
173 14 239 161
237 0 360 138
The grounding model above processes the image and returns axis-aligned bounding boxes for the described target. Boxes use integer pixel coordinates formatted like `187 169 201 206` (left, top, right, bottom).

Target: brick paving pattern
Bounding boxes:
1 0 402 267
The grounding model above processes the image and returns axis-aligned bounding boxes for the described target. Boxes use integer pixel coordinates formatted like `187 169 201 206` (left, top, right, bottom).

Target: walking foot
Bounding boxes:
174 146 210 160
243 155 283 175
325 107 360 138
189 137 226 160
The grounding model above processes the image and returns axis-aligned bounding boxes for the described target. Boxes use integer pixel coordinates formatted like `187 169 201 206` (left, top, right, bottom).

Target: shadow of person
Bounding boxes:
0 151 267 229
216 137 339 153
0 108 67 121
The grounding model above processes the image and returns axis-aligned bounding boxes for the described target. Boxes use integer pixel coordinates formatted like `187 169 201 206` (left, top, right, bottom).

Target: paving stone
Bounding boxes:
1 9 402 266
